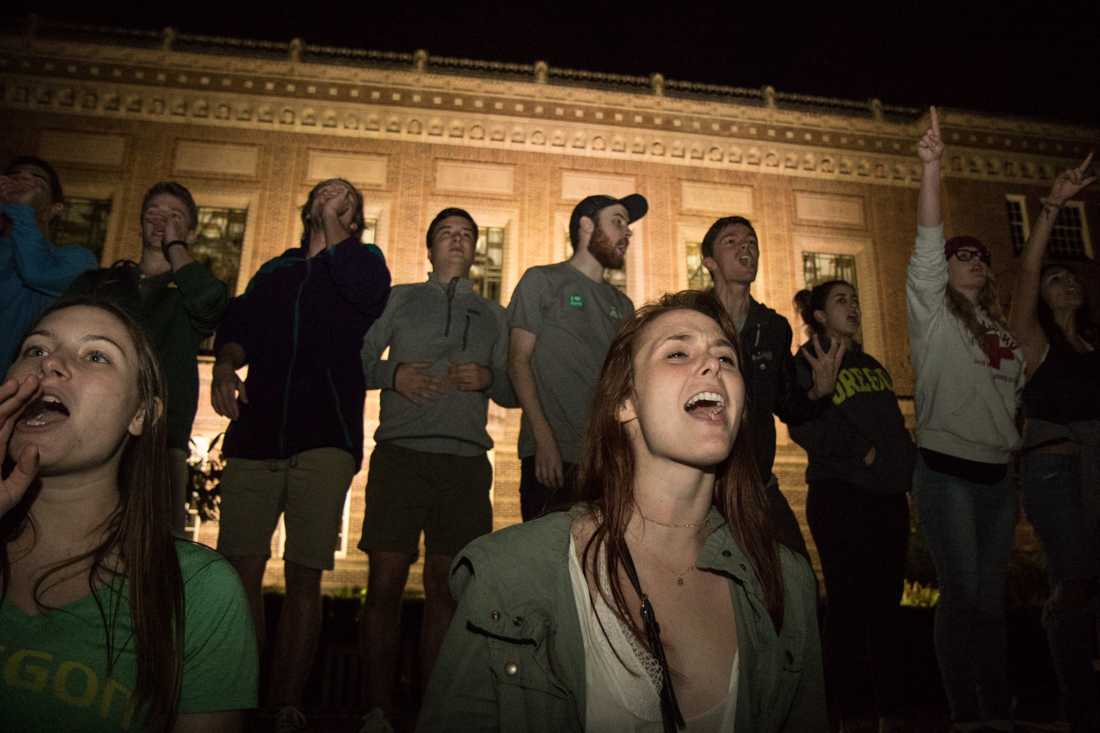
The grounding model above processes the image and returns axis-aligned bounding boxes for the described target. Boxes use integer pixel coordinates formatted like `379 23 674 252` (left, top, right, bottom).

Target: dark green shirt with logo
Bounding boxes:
507 261 633 463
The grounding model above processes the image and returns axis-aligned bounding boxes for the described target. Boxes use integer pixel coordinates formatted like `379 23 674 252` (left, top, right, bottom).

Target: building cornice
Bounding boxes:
2 32 1095 189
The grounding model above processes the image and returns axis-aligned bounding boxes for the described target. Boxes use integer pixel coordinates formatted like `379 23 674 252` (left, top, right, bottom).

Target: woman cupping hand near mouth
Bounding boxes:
0 298 258 733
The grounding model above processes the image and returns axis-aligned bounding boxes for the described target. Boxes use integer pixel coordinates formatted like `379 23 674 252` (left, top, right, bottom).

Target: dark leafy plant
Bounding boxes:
187 433 225 522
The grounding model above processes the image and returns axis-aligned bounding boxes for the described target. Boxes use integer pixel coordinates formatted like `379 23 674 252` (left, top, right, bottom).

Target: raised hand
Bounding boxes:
321 186 352 221
394 362 447 406
918 106 945 164
0 175 18 203
1047 152 1096 205
0 375 42 517
162 208 188 246
801 334 848 400
211 362 248 420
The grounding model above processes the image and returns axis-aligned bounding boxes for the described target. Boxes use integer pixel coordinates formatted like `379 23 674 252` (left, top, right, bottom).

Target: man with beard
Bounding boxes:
701 215 844 561
507 193 645 520
65 181 228 535
0 155 97 373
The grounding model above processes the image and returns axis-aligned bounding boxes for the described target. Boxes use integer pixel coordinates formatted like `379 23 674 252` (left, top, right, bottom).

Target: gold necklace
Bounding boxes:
635 508 706 529
630 541 700 586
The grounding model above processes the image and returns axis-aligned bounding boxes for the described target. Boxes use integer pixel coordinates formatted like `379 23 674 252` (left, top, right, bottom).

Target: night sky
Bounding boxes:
7 1 1100 127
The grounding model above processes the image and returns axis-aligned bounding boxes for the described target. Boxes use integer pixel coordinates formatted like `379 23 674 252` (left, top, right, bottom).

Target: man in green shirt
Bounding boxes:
66 181 228 534
507 193 645 521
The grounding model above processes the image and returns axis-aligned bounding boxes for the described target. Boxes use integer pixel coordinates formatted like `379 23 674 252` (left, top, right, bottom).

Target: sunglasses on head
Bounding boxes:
952 249 987 263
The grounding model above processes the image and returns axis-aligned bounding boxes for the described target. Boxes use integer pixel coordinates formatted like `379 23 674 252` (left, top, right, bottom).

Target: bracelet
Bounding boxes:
164 239 189 252
1039 197 1065 211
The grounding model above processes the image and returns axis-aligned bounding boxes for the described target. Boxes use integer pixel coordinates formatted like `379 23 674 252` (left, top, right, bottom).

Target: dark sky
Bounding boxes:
10 1 1100 127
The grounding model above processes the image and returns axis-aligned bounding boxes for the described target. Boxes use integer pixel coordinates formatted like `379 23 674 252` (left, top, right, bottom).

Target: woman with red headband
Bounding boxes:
908 107 1026 733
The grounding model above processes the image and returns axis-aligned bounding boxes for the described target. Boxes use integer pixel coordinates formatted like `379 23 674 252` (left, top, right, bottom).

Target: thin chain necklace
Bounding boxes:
628 537 701 586
635 508 705 529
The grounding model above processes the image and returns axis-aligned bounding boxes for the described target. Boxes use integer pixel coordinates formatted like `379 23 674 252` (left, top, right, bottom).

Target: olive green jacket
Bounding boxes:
417 508 827 732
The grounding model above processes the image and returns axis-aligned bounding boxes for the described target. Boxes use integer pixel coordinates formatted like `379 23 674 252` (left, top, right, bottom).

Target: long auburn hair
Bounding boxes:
575 290 786 653
0 297 185 731
946 273 1011 345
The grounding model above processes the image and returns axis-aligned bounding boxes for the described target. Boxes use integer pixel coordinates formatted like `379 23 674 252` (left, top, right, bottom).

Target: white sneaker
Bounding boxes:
359 707 395 733
274 705 308 733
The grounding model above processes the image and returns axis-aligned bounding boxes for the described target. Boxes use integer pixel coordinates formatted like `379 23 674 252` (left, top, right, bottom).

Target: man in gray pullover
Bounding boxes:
357 207 516 731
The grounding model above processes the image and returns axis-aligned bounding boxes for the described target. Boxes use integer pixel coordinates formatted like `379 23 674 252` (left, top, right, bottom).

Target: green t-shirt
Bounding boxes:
0 541 258 731
507 262 633 463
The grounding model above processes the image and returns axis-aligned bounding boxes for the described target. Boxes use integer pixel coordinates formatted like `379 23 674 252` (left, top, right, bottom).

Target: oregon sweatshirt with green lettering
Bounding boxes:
790 341 916 494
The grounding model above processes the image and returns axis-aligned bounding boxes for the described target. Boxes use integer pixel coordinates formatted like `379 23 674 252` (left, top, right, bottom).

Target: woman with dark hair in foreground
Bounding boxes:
418 290 825 732
0 298 257 732
1008 154 1098 733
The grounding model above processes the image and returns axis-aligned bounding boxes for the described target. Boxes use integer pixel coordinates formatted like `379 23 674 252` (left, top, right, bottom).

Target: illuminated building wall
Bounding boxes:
2 22 1096 591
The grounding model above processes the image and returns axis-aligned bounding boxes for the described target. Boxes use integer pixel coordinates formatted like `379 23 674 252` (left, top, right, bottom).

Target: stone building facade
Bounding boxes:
2 21 1096 592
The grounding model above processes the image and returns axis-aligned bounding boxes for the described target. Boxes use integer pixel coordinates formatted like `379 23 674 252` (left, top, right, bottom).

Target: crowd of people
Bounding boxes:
0 106 1096 733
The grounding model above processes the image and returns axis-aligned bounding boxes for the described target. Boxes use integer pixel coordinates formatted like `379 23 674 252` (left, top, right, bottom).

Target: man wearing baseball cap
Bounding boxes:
507 193 646 520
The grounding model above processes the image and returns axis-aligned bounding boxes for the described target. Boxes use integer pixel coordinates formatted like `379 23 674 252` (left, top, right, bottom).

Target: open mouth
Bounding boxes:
20 395 70 428
684 391 726 421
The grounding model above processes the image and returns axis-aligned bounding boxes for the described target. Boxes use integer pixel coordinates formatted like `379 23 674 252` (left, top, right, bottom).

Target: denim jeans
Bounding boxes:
913 453 1016 723
1021 452 1100 732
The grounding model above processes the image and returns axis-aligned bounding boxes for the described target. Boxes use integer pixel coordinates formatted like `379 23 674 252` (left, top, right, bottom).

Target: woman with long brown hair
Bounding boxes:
418 290 825 732
0 297 257 732
1008 155 1097 733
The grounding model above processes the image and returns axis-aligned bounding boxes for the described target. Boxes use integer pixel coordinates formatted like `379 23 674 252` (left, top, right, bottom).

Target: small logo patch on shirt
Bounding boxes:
568 294 584 308
609 306 622 319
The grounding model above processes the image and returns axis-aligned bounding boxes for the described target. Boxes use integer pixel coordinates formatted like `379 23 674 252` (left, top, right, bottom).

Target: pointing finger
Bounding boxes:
1078 151 1094 175
930 106 940 139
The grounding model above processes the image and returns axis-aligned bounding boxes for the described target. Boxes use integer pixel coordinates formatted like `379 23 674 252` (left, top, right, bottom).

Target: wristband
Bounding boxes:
164 239 189 252
1039 197 1065 211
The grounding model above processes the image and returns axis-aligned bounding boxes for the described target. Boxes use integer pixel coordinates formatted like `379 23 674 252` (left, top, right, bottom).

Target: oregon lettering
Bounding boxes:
832 366 894 406
568 294 584 308
2 645 136 729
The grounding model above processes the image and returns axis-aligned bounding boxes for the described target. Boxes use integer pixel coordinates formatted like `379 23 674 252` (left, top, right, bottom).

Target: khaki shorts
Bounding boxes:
217 447 356 570
358 443 492 561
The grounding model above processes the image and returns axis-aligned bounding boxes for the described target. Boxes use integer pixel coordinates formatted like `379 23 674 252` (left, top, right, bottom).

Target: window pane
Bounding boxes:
803 252 858 289
1049 204 1090 259
55 196 112 263
686 241 713 290
1005 198 1028 255
360 217 378 245
472 226 504 303
192 206 247 293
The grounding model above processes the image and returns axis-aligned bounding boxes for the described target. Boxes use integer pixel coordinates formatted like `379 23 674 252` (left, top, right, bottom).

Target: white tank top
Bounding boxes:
568 534 739 732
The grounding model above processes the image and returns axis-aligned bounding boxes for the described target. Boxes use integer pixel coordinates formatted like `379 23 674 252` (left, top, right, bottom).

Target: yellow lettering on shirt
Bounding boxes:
6 649 51 692
2 646 135 728
831 366 894 406
55 660 98 707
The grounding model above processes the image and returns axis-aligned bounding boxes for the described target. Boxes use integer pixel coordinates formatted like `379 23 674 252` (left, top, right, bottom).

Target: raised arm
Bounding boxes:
1009 153 1095 368
908 107 950 350
1 202 97 295
917 106 944 228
